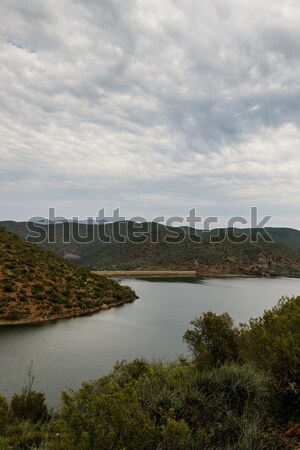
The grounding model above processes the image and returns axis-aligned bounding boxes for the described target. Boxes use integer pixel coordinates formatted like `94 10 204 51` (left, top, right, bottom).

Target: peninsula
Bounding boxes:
0 227 137 326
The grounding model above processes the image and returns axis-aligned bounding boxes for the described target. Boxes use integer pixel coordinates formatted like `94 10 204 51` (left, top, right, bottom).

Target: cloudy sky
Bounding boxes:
0 0 300 227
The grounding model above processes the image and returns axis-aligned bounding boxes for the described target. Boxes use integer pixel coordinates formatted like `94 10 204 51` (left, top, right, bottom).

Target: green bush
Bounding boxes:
4 310 21 321
0 437 12 450
183 298 300 421
44 359 281 450
4 420 46 449
11 391 48 423
3 285 14 293
239 296 300 419
183 311 239 368
48 383 159 450
179 364 277 449
0 396 10 435
47 360 195 450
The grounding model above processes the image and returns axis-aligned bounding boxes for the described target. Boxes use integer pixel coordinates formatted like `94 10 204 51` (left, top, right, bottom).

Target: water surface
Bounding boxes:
0 277 299 407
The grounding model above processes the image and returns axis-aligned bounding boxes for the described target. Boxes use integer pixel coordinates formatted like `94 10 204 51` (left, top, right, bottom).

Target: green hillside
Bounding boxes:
1 221 300 277
0 227 136 324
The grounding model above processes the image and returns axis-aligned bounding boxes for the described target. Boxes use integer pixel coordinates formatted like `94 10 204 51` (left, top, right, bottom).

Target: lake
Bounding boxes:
1 277 300 407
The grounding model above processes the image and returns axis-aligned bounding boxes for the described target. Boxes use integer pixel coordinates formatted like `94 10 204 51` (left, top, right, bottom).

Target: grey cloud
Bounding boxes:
0 0 299 225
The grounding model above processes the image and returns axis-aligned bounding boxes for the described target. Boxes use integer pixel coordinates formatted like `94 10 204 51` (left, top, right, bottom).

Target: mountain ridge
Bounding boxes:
1 221 300 278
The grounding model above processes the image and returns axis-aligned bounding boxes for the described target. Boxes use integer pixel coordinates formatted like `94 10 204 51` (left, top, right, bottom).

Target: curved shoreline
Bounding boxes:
93 270 197 278
0 295 138 327
93 270 284 279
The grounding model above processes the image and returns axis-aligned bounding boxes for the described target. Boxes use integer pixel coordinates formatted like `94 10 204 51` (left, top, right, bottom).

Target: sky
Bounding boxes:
0 0 300 228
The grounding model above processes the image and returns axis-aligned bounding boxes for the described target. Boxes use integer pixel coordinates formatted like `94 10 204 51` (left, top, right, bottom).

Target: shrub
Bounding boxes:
48 384 159 450
4 420 45 449
0 437 11 450
183 364 277 449
11 391 48 423
3 284 14 293
239 296 300 419
33 293 44 301
183 311 239 368
0 396 10 435
44 359 282 450
4 310 21 321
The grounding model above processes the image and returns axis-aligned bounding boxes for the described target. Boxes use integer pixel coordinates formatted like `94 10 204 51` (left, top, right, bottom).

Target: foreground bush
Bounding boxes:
184 296 300 420
239 296 300 419
47 360 193 450
0 393 47 450
0 396 10 435
191 365 274 448
11 390 48 423
45 360 281 450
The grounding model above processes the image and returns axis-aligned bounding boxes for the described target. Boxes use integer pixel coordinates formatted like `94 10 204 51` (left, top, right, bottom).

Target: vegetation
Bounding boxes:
183 311 239 368
0 296 299 449
239 296 300 419
0 227 136 324
1 221 300 277
184 296 300 420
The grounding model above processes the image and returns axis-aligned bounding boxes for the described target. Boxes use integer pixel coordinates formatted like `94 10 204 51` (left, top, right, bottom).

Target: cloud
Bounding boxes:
0 0 299 226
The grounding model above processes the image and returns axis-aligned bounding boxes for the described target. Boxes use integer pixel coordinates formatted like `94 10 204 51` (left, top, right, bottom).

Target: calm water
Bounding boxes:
1 277 300 407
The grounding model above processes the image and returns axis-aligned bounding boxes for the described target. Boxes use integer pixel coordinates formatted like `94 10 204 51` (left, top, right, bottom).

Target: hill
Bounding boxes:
1 221 300 277
0 227 136 325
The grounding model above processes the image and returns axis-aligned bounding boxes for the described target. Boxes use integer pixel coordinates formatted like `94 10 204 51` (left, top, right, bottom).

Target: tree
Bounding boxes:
183 311 239 368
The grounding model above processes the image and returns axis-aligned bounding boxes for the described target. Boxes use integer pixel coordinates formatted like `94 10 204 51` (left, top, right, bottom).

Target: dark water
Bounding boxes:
0 277 300 407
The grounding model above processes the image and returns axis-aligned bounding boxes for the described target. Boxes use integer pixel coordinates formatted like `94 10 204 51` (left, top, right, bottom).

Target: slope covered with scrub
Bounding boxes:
0 227 136 324
1 222 300 277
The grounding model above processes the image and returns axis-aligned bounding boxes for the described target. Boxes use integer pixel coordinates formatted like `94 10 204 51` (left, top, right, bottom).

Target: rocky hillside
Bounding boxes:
0 227 136 325
1 221 300 277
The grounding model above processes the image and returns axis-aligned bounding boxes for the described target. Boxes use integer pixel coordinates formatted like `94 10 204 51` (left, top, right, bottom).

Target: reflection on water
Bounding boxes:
0 277 299 407
137 277 200 283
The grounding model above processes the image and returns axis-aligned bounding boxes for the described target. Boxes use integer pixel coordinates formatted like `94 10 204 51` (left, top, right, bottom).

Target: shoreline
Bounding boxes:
0 296 138 327
1 273 296 327
92 270 275 279
93 270 197 278
93 270 300 279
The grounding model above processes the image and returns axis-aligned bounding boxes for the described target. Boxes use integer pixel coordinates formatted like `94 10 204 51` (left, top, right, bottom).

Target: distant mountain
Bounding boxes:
183 225 300 250
0 226 136 324
265 227 300 250
1 221 300 277
32 218 109 225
